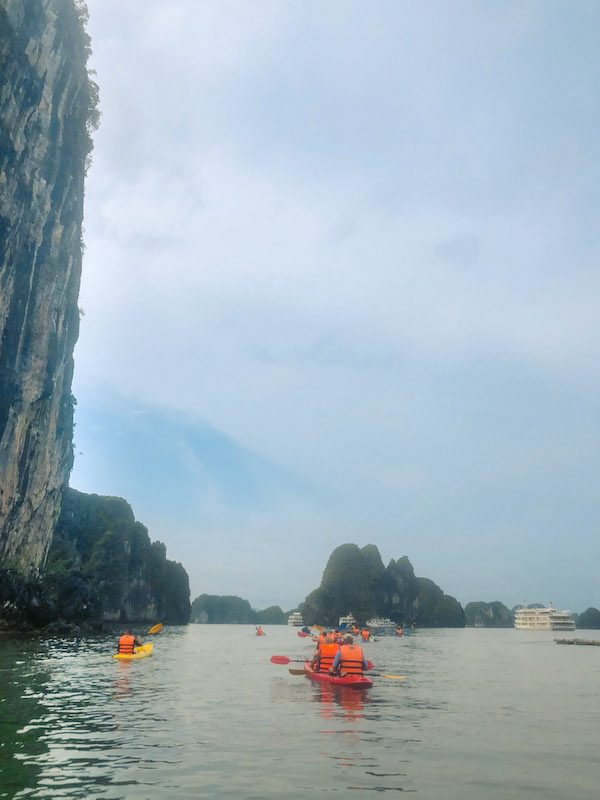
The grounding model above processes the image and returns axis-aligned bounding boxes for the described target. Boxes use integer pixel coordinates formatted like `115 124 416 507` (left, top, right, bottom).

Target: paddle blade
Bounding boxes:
288 668 306 675
380 674 405 680
366 660 374 670
297 631 309 638
270 655 291 665
148 623 163 635
301 627 310 634
311 624 324 632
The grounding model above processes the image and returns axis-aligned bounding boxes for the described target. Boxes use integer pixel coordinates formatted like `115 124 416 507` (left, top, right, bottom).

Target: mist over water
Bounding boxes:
1 626 598 799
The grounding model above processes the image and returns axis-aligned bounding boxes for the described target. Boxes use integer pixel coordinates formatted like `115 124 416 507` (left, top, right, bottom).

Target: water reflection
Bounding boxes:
0 638 48 800
311 681 371 722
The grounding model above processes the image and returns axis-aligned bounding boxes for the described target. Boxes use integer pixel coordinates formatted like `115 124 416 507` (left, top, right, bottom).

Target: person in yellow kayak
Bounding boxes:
330 634 368 676
117 629 142 655
310 633 339 673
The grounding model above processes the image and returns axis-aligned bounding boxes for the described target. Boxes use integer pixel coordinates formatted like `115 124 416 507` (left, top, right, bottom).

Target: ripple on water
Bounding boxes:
1 627 600 799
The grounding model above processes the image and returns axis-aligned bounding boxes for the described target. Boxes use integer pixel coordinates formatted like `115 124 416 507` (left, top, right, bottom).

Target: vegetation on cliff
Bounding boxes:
577 607 600 629
190 594 288 624
300 543 465 627
44 488 190 624
465 601 513 627
0 0 99 574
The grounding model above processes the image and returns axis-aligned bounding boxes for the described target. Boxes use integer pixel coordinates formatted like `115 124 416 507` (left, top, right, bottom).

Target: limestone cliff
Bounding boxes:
0 0 98 572
301 543 465 627
48 489 191 624
465 601 513 628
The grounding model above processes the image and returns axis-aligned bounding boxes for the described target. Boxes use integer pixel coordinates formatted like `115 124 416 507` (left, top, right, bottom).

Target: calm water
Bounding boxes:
1 626 599 799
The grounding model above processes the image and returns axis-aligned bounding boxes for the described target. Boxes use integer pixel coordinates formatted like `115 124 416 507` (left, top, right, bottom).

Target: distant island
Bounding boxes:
190 552 600 630
190 594 294 625
300 543 465 627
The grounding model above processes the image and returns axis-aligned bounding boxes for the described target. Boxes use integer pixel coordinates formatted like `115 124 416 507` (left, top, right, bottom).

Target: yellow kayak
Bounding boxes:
113 643 153 660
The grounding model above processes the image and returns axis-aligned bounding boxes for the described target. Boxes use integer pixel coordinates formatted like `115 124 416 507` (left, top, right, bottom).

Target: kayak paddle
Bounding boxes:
297 631 310 638
148 623 163 635
271 655 306 664
289 668 306 675
367 672 405 680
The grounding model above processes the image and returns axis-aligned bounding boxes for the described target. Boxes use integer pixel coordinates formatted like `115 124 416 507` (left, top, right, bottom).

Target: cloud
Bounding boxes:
76 0 600 609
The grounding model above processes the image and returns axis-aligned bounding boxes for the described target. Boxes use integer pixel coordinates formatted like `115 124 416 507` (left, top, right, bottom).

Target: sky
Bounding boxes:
72 0 600 612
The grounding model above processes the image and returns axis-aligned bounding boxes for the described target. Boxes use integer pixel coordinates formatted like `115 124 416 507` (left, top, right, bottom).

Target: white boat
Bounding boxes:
338 613 357 627
365 617 397 629
514 604 575 631
287 611 304 627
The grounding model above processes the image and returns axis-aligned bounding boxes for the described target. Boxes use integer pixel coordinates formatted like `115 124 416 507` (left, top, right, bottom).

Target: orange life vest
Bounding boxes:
118 634 135 654
339 644 364 675
361 629 369 641
256 627 263 635
397 628 403 636
352 627 360 636
318 642 339 673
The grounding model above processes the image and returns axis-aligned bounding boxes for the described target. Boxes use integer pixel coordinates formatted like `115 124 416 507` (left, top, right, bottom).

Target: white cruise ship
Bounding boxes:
338 613 357 627
287 611 304 627
514 604 575 631
365 617 397 629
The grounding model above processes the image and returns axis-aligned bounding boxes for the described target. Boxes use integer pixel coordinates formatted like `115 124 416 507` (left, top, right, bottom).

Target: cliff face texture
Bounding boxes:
301 543 466 627
49 489 191 624
0 0 97 572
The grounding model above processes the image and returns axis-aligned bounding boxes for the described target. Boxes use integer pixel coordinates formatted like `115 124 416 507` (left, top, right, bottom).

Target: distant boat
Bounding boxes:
338 613 357 628
365 617 396 629
514 604 575 631
287 611 304 627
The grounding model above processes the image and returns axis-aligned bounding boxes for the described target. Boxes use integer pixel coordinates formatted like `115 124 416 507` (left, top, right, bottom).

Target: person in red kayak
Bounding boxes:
331 634 368 676
361 628 370 642
255 626 265 635
117 629 142 655
310 633 339 673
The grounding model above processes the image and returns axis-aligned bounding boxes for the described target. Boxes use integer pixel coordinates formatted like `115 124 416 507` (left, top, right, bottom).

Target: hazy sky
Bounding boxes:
73 0 600 611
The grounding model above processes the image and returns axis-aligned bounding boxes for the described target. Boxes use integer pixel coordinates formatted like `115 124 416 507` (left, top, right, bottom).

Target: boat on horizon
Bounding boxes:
287 611 304 627
365 617 397 629
514 604 575 631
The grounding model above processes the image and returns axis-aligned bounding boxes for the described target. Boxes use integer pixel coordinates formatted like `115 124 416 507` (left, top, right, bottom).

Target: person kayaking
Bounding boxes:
352 626 360 636
361 628 370 642
396 626 404 636
310 633 339 673
255 626 265 636
330 634 368 677
117 629 142 655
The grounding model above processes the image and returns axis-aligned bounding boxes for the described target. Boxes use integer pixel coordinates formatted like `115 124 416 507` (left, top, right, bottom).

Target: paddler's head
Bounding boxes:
343 634 353 644
324 634 334 643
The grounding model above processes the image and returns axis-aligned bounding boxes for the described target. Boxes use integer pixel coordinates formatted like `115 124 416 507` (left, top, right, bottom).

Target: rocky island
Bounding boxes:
301 543 465 627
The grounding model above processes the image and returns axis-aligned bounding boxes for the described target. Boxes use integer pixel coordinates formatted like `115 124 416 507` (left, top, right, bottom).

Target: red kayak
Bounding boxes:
303 661 373 689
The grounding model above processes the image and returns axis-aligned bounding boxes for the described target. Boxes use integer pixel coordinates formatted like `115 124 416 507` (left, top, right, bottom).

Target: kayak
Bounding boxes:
303 661 373 689
113 643 153 660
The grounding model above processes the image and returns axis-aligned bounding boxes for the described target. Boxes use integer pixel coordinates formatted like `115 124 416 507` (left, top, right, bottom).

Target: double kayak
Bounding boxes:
303 661 373 689
113 643 153 660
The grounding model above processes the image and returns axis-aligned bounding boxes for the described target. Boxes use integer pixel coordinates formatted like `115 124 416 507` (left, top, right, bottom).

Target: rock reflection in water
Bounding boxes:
0 638 48 800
